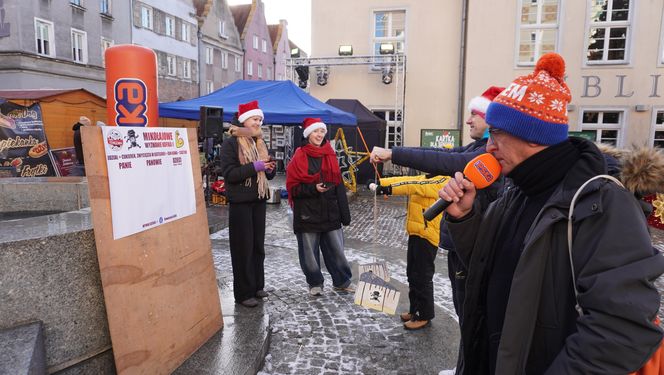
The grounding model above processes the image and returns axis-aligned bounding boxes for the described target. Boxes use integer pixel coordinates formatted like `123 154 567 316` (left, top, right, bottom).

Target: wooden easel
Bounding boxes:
81 126 222 374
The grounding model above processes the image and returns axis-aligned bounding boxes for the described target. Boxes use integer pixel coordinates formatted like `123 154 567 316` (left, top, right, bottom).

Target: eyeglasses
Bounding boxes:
487 128 504 146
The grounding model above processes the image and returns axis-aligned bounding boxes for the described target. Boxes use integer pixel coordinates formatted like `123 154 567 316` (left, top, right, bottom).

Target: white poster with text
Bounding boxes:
102 126 195 239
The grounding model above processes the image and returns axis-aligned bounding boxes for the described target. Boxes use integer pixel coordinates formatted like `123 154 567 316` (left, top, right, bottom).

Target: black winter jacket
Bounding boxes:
448 138 664 374
290 149 351 234
219 136 276 204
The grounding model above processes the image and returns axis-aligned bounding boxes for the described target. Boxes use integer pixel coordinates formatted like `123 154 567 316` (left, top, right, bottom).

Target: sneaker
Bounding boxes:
400 312 413 322
309 286 322 296
404 319 430 330
333 283 356 292
239 297 259 308
256 290 269 298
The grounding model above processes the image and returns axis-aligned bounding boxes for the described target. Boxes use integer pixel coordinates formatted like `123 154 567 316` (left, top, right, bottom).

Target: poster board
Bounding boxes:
420 129 460 148
81 126 222 375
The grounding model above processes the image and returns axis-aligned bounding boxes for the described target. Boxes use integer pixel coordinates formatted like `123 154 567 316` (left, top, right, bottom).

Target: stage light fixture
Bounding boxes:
316 66 329 86
338 45 353 56
381 66 393 85
295 65 309 89
290 48 300 58
379 43 395 55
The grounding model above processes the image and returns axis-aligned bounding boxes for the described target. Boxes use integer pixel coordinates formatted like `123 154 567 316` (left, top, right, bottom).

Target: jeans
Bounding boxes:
296 228 352 289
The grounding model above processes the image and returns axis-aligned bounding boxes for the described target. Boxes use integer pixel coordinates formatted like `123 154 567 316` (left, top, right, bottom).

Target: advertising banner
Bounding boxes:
0 100 56 177
50 147 78 177
102 126 195 239
420 129 460 149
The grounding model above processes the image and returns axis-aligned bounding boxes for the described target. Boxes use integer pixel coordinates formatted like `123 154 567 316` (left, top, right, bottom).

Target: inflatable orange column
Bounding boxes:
105 45 159 127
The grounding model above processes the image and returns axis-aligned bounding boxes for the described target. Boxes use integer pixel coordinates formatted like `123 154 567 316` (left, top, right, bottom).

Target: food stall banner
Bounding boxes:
101 126 196 239
0 100 56 177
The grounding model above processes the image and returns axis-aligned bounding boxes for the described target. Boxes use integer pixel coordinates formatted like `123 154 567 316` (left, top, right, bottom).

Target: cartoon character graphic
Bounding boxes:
370 290 381 302
126 129 141 149
175 130 185 148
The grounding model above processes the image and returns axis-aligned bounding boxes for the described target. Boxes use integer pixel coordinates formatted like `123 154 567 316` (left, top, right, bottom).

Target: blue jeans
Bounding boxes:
296 228 352 288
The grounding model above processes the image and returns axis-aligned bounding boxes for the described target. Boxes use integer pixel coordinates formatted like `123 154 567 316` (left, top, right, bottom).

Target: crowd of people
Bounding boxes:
218 52 663 374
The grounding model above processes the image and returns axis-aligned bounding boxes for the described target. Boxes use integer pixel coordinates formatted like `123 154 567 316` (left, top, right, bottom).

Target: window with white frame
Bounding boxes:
70 0 81 6
71 29 88 63
219 20 227 38
206 80 214 94
35 18 55 57
372 10 406 55
100 0 110 14
205 47 213 65
247 60 253 76
373 109 403 148
101 37 113 66
181 23 190 42
267 67 272 80
258 63 263 78
253 35 258 49
586 0 631 63
654 110 664 148
517 0 559 65
581 109 624 146
165 16 175 37
235 56 242 72
183 59 191 79
141 5 153 30
262 39 267 53
166 55 176 76
221 51 228 69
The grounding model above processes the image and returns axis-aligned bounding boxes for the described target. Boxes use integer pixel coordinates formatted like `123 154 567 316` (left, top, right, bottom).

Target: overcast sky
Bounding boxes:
226 0 312 54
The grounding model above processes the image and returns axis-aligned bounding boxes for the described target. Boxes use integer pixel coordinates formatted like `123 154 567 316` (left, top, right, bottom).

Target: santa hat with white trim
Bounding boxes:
237 100 264 124
302 117 327 138
468 86 504 118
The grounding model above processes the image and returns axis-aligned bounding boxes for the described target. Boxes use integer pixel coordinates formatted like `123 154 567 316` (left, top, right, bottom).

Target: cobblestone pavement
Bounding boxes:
210 191 459 375
208 186 664 374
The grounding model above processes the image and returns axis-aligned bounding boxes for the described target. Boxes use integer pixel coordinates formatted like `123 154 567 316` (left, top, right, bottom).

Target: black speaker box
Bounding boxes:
200 106 224 138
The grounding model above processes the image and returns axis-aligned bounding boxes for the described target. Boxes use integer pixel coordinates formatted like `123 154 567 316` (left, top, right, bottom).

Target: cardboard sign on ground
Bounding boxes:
354 271 401 315
81 126 222 375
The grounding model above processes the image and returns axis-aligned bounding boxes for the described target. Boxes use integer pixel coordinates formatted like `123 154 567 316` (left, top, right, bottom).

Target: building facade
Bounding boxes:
268 20 290 80
132 0 198 102
230 0 274 81
310 0 664 149
196 0 243 95
466 0 664 148
0 0 131 97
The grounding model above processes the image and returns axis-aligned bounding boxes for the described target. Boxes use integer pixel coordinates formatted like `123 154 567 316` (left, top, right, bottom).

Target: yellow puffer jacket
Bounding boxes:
379 175 450 247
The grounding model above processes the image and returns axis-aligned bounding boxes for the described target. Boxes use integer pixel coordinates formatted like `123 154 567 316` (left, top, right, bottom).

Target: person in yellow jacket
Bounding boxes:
369 174 450 330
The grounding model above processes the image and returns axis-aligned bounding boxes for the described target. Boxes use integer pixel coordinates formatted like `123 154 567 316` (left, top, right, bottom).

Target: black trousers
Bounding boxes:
228 201 266 302
406 235 438 320
448 250 467 323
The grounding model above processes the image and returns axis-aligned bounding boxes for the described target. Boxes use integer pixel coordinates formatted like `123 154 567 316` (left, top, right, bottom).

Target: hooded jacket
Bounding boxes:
448 138 664 374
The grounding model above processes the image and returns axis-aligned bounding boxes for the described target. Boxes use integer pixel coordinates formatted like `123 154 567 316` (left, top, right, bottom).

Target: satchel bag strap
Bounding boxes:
567 174 625 316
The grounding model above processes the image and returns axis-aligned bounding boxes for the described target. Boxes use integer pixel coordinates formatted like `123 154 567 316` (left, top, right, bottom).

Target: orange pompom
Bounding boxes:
535 53 565 81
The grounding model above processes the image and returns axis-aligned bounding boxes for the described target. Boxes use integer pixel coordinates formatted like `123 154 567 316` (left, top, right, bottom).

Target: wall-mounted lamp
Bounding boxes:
295 65 309 89
338 45 353 56
381 66 393 85
379 43 395 55
635 104 650 112
316 66 329 86
290 48 300 58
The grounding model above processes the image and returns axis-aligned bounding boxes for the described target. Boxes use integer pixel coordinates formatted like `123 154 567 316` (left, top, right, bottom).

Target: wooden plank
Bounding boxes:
81 126 222 375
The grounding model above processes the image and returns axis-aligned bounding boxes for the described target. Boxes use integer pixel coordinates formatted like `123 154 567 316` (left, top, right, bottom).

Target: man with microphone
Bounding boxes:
439 53 664 374
370 86 505 322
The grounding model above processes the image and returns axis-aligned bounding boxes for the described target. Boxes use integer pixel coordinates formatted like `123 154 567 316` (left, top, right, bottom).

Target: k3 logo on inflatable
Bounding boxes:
114 78 148 127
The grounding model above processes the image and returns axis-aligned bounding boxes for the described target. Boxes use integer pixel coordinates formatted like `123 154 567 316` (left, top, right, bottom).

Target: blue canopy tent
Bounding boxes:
159 80 357 125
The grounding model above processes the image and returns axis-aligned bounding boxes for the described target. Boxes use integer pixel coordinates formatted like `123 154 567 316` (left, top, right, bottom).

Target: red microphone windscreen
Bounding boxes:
463 153 502 189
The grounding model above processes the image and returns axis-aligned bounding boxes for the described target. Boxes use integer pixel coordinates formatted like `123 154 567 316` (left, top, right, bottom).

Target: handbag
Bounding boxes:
567 175 664 375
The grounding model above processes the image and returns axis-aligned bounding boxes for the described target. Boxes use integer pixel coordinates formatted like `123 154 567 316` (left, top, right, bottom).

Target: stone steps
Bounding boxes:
0 321 46 375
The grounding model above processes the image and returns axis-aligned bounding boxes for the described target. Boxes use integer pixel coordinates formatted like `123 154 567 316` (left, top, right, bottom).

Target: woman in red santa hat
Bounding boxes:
219 100 276 308
286 118 354 296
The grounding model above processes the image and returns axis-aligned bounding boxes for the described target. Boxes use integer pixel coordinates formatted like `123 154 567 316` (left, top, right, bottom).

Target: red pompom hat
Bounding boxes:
302 117 327 138
237 100 264 123
468 86 505 118
486 53 571 145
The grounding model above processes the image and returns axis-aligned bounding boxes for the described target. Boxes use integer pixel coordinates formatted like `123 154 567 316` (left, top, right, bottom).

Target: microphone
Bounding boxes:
423 153 502 221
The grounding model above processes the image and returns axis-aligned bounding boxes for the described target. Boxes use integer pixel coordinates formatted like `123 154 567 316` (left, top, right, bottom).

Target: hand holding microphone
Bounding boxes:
423 153 501 221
